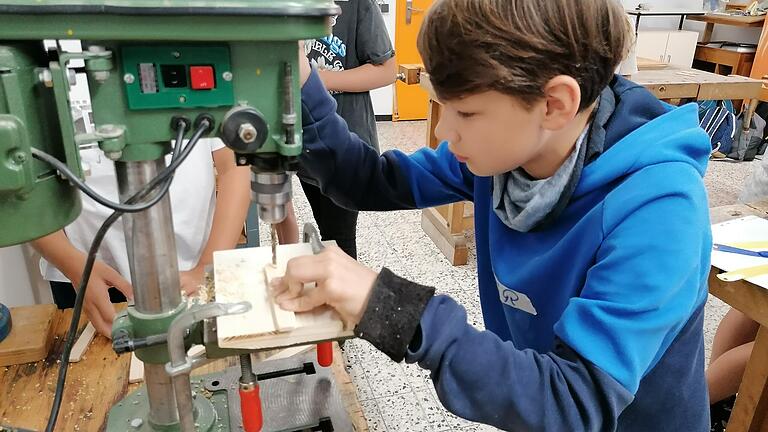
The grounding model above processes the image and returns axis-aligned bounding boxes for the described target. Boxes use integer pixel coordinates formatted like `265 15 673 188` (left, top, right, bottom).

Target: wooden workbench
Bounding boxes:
710 202 768 432
688 13 765 44
0 308 367 431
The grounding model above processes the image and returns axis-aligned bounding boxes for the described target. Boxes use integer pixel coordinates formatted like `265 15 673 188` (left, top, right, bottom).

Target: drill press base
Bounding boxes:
107 353 353 431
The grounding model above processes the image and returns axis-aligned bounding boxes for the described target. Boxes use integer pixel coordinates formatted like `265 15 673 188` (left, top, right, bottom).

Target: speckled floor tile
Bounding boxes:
415 389 451 431
345 361 374 402
364 359 411 398
401 362 432 390
361 399 387 432
376 392 432 432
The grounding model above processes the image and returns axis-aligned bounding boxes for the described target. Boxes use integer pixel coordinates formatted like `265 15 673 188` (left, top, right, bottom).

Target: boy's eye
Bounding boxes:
457 111 476 119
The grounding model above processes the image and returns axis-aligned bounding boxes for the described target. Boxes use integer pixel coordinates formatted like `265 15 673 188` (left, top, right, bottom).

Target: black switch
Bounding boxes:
161 64 187 88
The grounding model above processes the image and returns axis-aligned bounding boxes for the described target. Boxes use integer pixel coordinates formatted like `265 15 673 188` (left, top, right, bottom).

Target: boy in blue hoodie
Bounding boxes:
271 0 713 430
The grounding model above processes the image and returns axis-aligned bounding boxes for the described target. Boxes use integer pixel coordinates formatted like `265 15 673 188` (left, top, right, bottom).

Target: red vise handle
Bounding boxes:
317 341 333 367
239 384 263 432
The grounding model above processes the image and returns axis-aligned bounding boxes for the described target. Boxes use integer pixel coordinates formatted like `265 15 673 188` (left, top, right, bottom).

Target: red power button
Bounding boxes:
190 66 215 90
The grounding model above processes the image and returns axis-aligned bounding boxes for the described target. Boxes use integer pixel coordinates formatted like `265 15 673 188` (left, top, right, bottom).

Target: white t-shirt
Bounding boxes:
41 138 225 283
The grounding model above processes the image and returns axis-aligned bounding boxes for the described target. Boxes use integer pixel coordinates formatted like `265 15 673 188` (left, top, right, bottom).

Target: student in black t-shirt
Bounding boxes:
275 0 397 258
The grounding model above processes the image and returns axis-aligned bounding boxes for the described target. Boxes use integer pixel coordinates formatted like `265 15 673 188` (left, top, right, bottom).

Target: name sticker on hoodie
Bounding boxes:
495 277 538 316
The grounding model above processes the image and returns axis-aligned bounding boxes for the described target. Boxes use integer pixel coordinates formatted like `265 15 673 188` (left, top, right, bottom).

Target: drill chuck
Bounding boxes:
251 169 292 224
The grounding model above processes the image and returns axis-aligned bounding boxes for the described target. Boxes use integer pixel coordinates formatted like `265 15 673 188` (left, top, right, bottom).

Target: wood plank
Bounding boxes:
128 352 144 384
330 344 369 432
426 99 442 150
631 67 762 100
421 209 468 266
726 327 768 432
264 264 297 331
214 243 352 350
68 322 96 363
447 202 465 235
0 304 57 367
637 56 670 70
709 269 768 329
699 80 762 101
688 13 765 27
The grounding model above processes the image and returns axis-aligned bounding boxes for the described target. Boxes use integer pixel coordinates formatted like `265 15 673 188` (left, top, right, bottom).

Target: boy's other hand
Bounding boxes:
179 267 205 295
270 246 377 328
70 260 133 337
298 40 311 87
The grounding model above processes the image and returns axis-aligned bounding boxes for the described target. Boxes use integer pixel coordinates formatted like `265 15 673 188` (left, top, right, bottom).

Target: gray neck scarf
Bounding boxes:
492 87 616 231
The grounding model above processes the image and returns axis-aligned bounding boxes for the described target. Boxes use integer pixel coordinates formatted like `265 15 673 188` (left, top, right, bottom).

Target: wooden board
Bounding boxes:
630 67 762 100
128 352 144 384
214 243 353 350
0 304 57 367
68 322 95 363
638 56 670 70
688 13 765 27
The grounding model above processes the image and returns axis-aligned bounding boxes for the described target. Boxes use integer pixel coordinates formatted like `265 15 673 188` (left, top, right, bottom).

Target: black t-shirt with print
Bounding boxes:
304 0 394 152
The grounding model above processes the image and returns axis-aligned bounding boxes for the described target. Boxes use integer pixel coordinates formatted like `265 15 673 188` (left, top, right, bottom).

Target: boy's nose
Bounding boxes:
434 115 459 146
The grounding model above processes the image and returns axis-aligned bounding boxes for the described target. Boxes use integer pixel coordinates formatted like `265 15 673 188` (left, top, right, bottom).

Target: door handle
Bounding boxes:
406 0 425 24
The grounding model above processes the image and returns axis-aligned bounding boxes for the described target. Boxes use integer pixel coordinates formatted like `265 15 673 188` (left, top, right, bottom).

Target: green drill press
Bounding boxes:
0 2 352 431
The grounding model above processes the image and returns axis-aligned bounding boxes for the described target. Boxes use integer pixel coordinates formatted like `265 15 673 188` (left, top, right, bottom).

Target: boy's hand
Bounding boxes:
179 267 205 295
270 246 378 327
69 260 133 337
298 40 312 87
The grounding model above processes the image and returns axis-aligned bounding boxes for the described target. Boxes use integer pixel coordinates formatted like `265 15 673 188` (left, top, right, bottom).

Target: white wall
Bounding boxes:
371 0 397 116
623 0 761 44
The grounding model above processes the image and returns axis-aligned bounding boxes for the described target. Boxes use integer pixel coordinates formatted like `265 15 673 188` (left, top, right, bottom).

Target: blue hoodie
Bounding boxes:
300 69 712 431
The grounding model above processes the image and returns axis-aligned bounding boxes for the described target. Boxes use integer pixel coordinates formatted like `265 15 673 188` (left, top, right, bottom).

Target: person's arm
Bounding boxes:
300 68 474 211
317 0 396 93
31 230 132 336
179 147 250 294
274 163 712 431
318 57 397 93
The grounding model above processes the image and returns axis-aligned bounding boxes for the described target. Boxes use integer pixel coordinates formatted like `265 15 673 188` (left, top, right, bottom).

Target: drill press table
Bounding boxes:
0 306 368 431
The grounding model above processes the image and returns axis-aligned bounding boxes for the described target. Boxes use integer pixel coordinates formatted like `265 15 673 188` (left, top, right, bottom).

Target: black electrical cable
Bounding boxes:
44 118 211 432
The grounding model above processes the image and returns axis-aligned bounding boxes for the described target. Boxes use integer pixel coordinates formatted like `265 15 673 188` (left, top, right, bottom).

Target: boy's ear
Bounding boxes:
541 75 582 131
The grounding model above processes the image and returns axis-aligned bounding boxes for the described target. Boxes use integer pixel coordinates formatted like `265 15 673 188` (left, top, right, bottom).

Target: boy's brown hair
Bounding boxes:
418 0 631 111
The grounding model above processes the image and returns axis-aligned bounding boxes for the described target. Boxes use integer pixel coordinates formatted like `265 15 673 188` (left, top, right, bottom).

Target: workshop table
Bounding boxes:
0 307 368 431
710 202 768 432
687 13 766 45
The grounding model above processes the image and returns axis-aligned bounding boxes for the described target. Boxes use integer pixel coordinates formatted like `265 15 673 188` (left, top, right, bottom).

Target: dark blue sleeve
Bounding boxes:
299 69 474 211
406 296 634 431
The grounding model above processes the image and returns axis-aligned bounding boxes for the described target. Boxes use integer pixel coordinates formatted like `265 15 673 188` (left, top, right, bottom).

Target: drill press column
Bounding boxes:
116 159 182 427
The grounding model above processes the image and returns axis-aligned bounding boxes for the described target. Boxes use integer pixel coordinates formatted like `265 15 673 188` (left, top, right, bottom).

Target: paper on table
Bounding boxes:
711 216 768 289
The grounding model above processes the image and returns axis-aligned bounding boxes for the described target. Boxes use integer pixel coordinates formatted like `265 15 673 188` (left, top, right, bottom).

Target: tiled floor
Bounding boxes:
257 120 759 432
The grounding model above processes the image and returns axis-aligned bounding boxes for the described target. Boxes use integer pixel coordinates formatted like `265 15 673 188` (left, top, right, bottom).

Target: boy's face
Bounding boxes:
435 91 549 177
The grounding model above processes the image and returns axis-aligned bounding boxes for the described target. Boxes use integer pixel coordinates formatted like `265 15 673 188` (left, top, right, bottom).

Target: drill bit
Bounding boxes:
270 224 278 266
